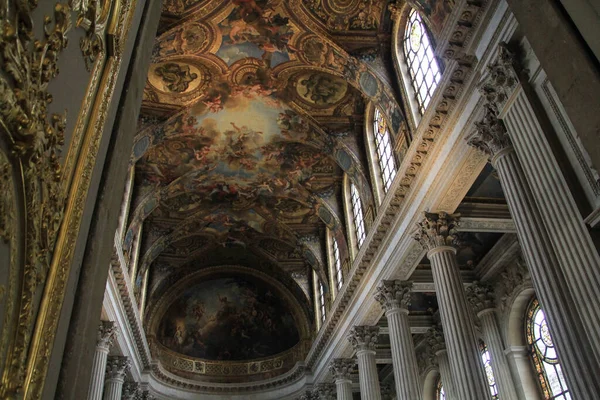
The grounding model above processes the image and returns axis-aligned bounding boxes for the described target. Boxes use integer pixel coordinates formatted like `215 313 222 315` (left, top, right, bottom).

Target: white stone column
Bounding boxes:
87 321 118 400
425 327 458 400
329 359 354 400
467 103 600 396
103 356 131 400
482 43 600 364
466 282 519 400
347 326 382 400
315 383 336 400
374 280 421 400
414 213 490 400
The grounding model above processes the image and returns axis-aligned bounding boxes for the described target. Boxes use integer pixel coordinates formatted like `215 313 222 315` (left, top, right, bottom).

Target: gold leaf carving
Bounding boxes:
0 1 71 396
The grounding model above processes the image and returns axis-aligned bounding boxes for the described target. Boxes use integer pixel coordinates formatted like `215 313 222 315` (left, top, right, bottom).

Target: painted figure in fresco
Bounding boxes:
154 63 198 93
300 73 345 105
413 0 455 34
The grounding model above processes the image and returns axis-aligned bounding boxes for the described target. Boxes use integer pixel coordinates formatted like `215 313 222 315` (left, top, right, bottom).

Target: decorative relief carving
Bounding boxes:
347 325 379 352
0 1 72 395
122 382 142 400
380 382 395 400
314 383 336 400
0 155 12 242
465 281 495 314
413 212 461 251
425 326 447 355
329 358 355 381
374 280 413 312
494 254 531 314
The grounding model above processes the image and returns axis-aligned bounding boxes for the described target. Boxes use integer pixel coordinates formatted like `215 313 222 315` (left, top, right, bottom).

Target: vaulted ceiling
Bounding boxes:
123 0 455 384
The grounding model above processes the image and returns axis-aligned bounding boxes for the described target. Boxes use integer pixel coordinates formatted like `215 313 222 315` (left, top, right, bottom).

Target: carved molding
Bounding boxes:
347 326 379 352
314 383 336 400
106 355 131 380
413 212 461 251
122 382 142 400
465 281 495 314
467 103 512 159
478 43 520 111
374 280 413 312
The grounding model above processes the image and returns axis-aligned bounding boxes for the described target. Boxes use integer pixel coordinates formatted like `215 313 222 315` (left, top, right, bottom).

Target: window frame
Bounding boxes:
526 297 571 399
480 341 499 399
370 106 398 196
350 181 366 249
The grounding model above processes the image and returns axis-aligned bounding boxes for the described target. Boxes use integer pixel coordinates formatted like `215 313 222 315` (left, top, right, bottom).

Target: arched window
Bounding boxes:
332 236 343 291
318 280 326 324
373 107 397 192
436 378 446 400
404 8 442 115
526 297 570 399
350 182 366 247
480 341 499 399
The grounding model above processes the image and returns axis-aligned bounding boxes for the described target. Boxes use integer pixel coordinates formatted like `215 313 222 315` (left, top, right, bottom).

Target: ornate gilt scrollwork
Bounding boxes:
0 0 71 396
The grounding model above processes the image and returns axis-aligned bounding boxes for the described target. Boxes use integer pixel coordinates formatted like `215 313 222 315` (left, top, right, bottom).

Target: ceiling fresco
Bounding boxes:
128 0 420 383
157 276 300 360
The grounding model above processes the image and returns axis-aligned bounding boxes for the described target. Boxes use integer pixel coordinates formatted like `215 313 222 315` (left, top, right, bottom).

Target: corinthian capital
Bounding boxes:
467 104 512 159
413 212 461 251
329 358 355 381
299 391 316 400
425 326 447 355
105 356 131 381
97 320 118 349
347 326 379 352
375 280 413 312
122 382 141 400
466 281 496 314
314 383 336 400
479 43 520 110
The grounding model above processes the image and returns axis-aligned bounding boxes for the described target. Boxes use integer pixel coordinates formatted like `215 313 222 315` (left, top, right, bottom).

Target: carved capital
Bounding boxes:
314 383 336 400
467 104 512 159
347 326 379 352
141 391 155 400
425 326 447 355
105 356 131 380
413 212 461 251
122 382 142 400
299 391 317 400
329 358 355 381
375 280 413 312
479 43 520 110
466 281 496 314
97 320 118 349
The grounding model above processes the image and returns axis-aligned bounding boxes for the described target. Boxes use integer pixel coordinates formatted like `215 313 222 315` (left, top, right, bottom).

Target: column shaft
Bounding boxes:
335 379 353 400
479 310 518 400
436 350 458 400
386 309 421 400
504 91 600 361
356 350 381 400
494 148 600 395
429 248 490 399
87 345 109 400
102 378 124 400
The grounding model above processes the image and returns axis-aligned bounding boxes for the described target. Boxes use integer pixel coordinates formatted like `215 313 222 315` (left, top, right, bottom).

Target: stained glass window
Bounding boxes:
480 341 499 399
373 107 397 192
526 298 571 399
350 183 366 248
404 8 442 115
436 378 446 400
318 280 326 324
332 236 343 291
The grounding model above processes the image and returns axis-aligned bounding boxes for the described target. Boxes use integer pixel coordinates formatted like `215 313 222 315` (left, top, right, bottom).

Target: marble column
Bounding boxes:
329 358 355 400
466 282 519 400
467 103 600 396
414 213 490 400
87 321 118 400
315 383 336 400
487 45 600 364
347 326 381 400
374 280 421 400
425 327 458 400
121 382 141 400
103 356 131 400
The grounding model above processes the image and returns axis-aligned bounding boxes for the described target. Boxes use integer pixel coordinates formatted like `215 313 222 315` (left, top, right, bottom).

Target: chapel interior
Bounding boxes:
1 0 599 399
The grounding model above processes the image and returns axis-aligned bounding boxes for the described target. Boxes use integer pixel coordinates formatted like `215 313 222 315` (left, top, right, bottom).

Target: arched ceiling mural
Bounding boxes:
129 0 410 383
